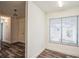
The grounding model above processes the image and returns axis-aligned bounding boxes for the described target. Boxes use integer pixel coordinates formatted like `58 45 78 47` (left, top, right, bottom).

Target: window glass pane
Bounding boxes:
49 18 61 43
62 16 77 45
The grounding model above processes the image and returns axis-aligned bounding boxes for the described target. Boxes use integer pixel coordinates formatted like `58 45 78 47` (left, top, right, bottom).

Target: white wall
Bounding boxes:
46 8 79 57
28 2 45 58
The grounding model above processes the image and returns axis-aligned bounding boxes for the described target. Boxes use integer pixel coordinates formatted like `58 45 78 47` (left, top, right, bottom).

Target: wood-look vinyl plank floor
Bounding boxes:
37 49 78 58
0 42 25 58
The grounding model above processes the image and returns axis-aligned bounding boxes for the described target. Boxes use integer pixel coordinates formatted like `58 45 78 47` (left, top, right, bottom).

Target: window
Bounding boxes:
49 18 61 43
62 16 77 45
49 16 79 46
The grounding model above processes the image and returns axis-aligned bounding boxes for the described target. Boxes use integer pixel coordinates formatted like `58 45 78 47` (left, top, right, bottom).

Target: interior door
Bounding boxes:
62 16 77 45
49 18 61 43
19 19 25 43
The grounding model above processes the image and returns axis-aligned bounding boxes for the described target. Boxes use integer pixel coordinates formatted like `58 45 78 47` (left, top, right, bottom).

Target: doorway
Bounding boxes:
0 23 3 50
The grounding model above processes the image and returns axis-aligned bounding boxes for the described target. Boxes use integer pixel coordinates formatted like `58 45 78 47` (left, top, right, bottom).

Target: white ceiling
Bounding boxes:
0 1 25 18
33 1 79 13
